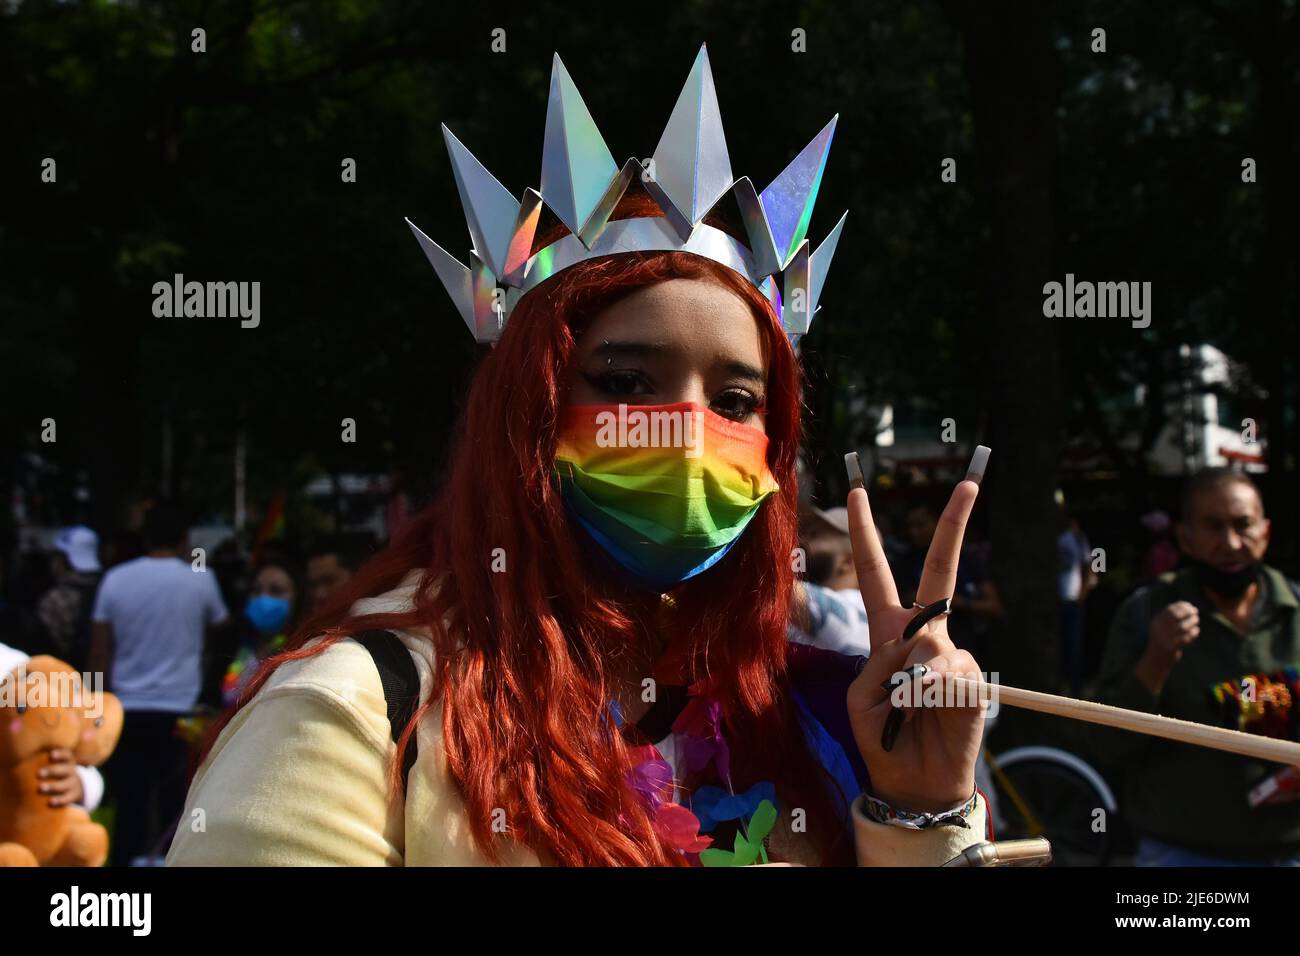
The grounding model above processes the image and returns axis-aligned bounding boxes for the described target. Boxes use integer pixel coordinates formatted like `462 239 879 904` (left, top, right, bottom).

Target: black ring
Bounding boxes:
901 597 952 642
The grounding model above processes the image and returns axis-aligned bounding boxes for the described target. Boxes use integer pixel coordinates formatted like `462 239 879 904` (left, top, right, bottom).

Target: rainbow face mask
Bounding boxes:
554 402 779 591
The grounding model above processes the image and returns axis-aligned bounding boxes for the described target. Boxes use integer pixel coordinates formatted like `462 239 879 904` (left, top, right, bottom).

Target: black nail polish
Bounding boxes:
881 708 904 752
902 598 951 641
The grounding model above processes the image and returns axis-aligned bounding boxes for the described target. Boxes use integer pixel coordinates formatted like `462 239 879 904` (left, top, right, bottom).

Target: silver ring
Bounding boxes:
902 597 953 642
912 600 952 615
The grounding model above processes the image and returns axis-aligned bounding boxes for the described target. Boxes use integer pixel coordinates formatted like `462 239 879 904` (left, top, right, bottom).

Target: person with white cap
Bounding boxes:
36 525 103 668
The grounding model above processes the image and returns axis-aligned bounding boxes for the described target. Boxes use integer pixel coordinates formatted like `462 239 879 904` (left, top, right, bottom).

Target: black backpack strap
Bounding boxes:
352 630 421 796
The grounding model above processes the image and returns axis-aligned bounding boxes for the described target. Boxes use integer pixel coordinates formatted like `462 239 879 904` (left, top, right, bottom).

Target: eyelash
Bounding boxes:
582 370 765 422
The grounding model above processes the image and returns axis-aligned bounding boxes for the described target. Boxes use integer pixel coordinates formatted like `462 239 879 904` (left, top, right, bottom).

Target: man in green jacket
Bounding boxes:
1093 467 1300 865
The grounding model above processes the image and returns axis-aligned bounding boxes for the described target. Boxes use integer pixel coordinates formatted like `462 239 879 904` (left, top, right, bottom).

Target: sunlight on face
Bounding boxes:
567 278 771 429
1179 480 1271 572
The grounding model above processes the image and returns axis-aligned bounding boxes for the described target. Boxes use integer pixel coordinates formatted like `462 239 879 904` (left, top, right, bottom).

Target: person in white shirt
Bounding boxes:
0 642 104 811
795 505 871 658
88 503 228 865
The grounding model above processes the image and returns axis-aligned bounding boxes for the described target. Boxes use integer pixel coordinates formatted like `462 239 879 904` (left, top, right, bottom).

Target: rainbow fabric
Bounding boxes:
554 402 778 589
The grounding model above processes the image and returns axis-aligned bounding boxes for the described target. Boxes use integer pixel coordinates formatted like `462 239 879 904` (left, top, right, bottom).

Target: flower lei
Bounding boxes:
619 680 779 866
221 633 287 708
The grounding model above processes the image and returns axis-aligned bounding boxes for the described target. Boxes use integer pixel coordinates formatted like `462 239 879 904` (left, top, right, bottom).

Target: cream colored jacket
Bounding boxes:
166 576 988 866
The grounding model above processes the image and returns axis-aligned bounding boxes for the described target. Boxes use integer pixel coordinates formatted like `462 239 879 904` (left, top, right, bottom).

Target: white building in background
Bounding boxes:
1147 344 1267 475
845 343 1266 485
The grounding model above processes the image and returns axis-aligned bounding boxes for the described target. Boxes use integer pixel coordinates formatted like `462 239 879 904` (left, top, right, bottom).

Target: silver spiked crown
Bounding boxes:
406 43 846 346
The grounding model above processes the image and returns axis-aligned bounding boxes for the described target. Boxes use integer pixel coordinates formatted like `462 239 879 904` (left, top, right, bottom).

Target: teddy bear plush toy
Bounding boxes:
0 656 124 866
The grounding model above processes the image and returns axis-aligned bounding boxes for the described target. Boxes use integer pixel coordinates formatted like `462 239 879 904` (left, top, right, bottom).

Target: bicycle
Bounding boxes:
981 743 1119 866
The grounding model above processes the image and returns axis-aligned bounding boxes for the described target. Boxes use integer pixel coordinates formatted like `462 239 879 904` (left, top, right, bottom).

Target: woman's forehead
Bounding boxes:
578 279 768 367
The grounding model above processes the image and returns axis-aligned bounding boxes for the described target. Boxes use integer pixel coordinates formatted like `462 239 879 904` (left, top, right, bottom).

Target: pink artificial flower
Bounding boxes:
671 690 732 786
654 801 713 855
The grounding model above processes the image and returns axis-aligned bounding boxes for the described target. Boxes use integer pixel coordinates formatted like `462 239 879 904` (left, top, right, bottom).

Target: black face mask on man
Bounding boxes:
1188 558 1260 599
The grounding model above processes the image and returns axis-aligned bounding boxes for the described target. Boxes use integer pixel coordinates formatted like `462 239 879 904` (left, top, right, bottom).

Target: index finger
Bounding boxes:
845 453 900 614
916 447 989 605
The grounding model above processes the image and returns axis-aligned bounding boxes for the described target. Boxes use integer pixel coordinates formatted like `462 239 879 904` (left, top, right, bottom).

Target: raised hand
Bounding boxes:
1136 600 1200 695
843 448 991 813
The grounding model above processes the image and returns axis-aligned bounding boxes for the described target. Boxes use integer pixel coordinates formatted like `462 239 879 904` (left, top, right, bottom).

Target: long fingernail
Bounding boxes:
882 664 926 695
845 452 865 490
966 445 991 484
881 708 904 752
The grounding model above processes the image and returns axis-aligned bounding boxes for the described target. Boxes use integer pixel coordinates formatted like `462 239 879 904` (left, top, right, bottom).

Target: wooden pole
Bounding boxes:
946 675 1300 766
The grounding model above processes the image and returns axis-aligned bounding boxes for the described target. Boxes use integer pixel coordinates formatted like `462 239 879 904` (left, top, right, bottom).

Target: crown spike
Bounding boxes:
442 125 520 279
501 188 545 285
728 177 782 278
809 210 848 318
759 274 782 319
468 251 505 344
760 115 838 268
577 158 641 248
651 43 734 228
781 240 812 335
541 53 619 235
406 217 475 335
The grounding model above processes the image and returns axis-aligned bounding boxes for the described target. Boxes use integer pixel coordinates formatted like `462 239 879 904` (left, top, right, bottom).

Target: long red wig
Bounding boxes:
207 197 856 866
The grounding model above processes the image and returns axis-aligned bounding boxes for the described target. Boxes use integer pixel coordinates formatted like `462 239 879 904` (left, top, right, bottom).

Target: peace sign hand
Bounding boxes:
844 448 991 814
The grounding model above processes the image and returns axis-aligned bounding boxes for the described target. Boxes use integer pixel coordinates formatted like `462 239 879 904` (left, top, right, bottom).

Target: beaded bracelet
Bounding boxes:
860 790 979 830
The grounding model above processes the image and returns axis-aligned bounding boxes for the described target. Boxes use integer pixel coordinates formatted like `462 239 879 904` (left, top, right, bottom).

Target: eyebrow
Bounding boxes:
590 340 766 385
592 339 676 360
722 360 766 386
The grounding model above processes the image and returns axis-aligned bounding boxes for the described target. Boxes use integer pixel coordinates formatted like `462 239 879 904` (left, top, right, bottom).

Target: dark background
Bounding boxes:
2 0 1297 730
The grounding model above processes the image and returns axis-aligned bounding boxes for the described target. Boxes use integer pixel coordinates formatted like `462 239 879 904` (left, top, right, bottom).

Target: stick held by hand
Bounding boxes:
949 675 1300 767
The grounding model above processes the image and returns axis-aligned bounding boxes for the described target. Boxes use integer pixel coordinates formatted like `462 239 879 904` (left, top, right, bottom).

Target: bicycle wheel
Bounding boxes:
988 746 1118 867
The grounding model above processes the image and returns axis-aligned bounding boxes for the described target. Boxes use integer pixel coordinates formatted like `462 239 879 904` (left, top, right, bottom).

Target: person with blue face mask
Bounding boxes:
222 564 297 708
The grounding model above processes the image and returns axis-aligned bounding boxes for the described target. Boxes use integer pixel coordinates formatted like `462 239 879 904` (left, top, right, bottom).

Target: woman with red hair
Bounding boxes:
166 49 994 868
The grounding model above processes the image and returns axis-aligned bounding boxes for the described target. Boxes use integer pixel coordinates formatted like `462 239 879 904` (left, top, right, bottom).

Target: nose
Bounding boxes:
1223 527 1246 552
664 376 709 408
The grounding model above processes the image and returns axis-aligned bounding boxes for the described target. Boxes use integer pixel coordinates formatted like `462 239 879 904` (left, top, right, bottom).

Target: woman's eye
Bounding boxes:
584 370 652 398
712 389 762 422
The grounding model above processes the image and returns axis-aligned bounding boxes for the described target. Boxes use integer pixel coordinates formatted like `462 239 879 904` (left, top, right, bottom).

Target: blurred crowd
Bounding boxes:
0 508 373 865
3 464 1298 867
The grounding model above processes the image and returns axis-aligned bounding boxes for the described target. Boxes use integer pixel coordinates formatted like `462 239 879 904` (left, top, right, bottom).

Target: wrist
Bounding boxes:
859 789 980 830
867 782 976 817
